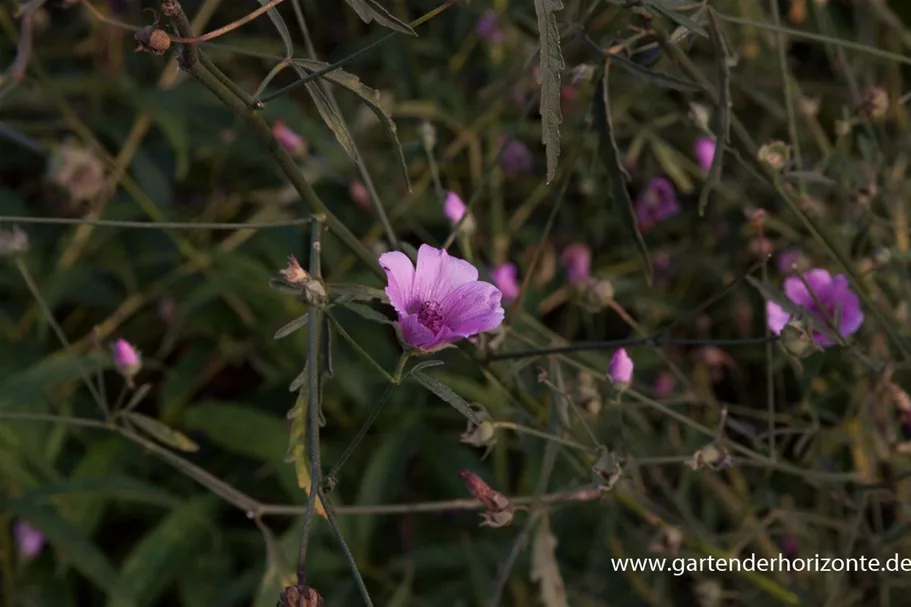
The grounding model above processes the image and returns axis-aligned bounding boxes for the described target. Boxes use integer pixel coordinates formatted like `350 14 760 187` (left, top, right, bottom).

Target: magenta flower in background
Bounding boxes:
490 263 520 303
14 521 44 560
776 248 804 274
499 137 533 175
560 244 591 285
475 9 503 44
694 137 716 173
654 371 676 399
112 339 140 372
635 177 680 231
766 269 864 347
609 348 634 389
444 191 468 224
271 119 306 157
379 245 504 351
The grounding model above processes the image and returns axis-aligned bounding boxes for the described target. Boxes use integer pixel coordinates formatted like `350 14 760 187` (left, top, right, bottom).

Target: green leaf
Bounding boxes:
294 59 411 191
533 0 565 183
642 0 708 38
304 80 360 164
274 312 310 340
608 52 702 92
340 302 392 324
9 475 178 509
6 503 134 605
61 438 129 533
182 402 285 462
107 497 217 607
344 0 417 35
412 371 482 424
126 412 200 452
0 353 110 410
591 66 652 284
283 391 326 517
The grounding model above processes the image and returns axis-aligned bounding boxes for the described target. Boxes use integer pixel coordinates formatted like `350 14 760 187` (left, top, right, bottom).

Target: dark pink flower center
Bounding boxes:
418 300 444 333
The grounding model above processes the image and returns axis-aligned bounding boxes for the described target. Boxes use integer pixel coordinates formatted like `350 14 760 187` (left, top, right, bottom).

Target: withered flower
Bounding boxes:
458 469 515 528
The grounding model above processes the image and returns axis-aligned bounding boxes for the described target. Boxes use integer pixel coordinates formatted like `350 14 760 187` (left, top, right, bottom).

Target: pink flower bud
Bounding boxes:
111 338 141 382
272 119 306 157
609 348 634 389
560 244 591 285
444 191 467 223
694 136 716 173
14 521 44 560
490 263 520 303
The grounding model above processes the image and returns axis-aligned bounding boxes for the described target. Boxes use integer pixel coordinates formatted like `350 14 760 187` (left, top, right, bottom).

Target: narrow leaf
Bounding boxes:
341 302 392 324
274 312 309 340
125 413 199 452
592 66 652 284
305 81 360 164
285 390 327 517
294 59 411 191
533 0 565 183
608 52 702 92
642 0 708 37
344 0 416 35
402 359 445 379
412 371 482 424
10 475 177 509
531 515 569 607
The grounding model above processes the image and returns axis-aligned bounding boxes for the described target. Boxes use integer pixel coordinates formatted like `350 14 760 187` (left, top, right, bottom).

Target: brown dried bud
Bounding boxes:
278 584 324 607
861 86 889 120
161 0 181 17
458 469 515 528
280 255 310 285
686 442 732 471
591 447 624 492
135 26 171 55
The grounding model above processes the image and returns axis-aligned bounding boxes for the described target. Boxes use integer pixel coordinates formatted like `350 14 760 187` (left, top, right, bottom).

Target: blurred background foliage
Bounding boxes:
3 0 911 605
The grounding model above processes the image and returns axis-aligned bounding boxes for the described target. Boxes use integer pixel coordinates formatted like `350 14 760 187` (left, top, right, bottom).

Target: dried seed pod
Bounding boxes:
135 26 171 55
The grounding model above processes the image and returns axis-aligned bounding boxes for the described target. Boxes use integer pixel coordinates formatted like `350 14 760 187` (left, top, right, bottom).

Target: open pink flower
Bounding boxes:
560 244 591 285
379 245 504 351
14 521 44 560
490 263 520 303
635 177 680 231
766 269 864 347
694 137 716 173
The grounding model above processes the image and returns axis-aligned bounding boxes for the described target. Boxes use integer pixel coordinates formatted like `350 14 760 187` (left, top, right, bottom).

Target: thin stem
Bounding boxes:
326 312 396 383
486 335 781 361
325 384 394 484
256 0 459 104
316 487 374 606
0 216 313 229
15 258 109 417
491 421 599 454
297 220 324 585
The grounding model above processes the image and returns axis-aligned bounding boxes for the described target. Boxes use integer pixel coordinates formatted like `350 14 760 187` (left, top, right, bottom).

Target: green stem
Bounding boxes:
326 312 396 383
491 421 599 454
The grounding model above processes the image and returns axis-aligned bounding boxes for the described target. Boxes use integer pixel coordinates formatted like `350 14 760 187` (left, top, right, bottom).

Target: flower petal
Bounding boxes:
399 313 439 350
784 269 832 306
412 244 479 304
379 251 417 315
828 275 864 337
440 281 504 339
766 300 791 334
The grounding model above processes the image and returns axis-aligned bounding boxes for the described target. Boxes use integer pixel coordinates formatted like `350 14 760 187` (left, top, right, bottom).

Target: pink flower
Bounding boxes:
379 245 504 351
766 269 864 347
609 348 634 388
499 137 533 175
111 338 141 383
654 371 676 399
694 137 716 173
475 9 503 44
272 119 306 157
635 177 680 231
14 521 44 560
776 248 805 274
490 263 520 303
560 244 591 285
349 179 370 211
444 191 468 224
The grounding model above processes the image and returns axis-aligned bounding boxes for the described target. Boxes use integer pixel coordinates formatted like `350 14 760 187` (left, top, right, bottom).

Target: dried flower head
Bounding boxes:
686 442 732 471
278 584 324 607
45 139 106 204
0 226 29 258
379 245 504 352
648 525 683 555
134 10 171 55
458 469 515 528
861 86 889 119
580 277 615 311
779 317 822 358
591 448 624 491
280 256 311 286
757 140 790 170
575 370 602 415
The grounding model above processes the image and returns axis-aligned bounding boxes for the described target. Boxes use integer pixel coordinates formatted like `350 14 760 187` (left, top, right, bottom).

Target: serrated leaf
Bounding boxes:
126 413 199 452
531 515 569 607
294 59 411 191
592 66 652 284
642 0 708 37
533 0 565 183
344 0 416 35
608 52 702 92
285 390 327 518
6 503 134 605
107 498 216 607
274 312 310 340
412 371 482 424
